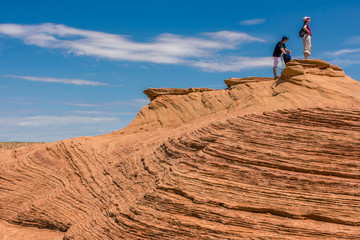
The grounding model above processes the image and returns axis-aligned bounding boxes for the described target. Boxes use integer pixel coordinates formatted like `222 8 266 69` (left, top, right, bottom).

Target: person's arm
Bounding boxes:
285 48 292 54
303 24 310 34
280 48 287 54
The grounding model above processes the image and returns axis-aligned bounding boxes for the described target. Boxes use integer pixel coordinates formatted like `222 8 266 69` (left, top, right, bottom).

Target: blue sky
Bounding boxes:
1 0 360 142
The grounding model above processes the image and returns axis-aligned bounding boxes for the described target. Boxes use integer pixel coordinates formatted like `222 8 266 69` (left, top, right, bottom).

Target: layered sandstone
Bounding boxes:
224 76 274 87
143 87 214 101
0 60 360 240
123 59 359 133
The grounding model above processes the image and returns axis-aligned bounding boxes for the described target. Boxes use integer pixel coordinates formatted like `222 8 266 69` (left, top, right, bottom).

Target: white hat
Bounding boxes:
303 16 311 21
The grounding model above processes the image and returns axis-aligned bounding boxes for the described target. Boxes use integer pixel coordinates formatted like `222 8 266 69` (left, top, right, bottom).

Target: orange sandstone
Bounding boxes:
0 60 360 239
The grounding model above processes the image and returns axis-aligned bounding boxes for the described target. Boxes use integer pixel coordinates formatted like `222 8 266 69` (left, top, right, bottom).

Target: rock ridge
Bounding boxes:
124 59 360 133
143 59 346 103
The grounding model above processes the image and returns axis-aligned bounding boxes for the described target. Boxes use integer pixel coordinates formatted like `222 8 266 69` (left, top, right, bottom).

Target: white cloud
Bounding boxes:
191 56 273 72
321 35 360 67
325 48 360 57
328 57 360 67
0 23 270 72
0 115 126 141
62 103 100 107
68 110 135 116
204 31 265 43
0 115 119 127
134 99 150 105
346 36 360 45
62 98 149 108
107 99 150 106
3 74 108 86
238 18 266 26
322 47 360 67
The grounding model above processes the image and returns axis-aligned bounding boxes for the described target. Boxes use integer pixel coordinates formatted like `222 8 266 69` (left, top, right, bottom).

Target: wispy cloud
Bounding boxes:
62 103 100 107
322 47 360 67
68 110 135 116
106 99 150 106
238 18 266 26
0 23 270 72
3 74 108 86
346 36 360 45
325 48 360 57
191 56 273 72
0 115 126 141
321 36 360 66
328 57 360 67
0 115 119 127
62 98 149 108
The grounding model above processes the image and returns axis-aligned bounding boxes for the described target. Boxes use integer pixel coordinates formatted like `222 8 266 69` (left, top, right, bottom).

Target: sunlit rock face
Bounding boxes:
1 60 360 240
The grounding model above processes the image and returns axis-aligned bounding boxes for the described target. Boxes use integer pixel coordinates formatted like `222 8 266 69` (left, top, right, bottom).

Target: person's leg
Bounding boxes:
273 57 279 79
303 35 311 59
303 36 307 59
273 66 277 79
308 36 312 59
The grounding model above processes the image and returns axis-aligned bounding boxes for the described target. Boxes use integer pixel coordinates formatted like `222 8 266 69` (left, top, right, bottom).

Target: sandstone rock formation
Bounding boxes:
224 76 274 87
125 59 359 133
143 88 214 101
0 220 64 240
281 59 345 79
1 60 360 239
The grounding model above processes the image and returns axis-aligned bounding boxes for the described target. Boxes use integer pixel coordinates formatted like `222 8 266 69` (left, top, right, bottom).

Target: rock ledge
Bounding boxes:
143 87 214 101
224 77 274 88
281 59 345 79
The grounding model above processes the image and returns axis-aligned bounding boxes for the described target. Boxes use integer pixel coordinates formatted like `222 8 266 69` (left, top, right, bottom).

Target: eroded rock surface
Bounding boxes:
143 87 214 101
1 60 360 239
224 77 274 87
0 220 64 240
281 59 346 79
126 60 359 133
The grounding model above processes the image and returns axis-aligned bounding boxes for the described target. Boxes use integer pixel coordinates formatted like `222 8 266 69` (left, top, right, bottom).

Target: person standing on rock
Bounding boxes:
302 16 312 59
272 36 291 79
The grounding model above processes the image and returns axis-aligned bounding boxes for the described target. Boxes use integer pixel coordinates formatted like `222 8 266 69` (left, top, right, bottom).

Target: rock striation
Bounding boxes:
124 59 359 133
224 77 274 87
143 87 214 101
1 59 360 240
281 59 345 80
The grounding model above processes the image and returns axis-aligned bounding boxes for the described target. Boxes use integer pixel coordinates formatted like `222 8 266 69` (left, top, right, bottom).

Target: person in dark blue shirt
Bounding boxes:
273 36 291 79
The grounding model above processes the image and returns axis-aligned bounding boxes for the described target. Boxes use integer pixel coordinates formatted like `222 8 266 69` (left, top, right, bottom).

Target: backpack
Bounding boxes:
299 24 306 37
283 52 291 64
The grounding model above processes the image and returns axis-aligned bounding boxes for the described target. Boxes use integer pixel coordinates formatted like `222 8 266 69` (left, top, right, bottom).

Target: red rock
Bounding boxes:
1 60 360 240
224 77 274 87
280 65 305 79
0 220 64 240
287 59 331 68
282 59 345 80
143 87 214 101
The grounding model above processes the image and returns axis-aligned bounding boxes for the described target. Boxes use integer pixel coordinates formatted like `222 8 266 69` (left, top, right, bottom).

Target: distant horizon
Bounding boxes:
1 0 360 142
